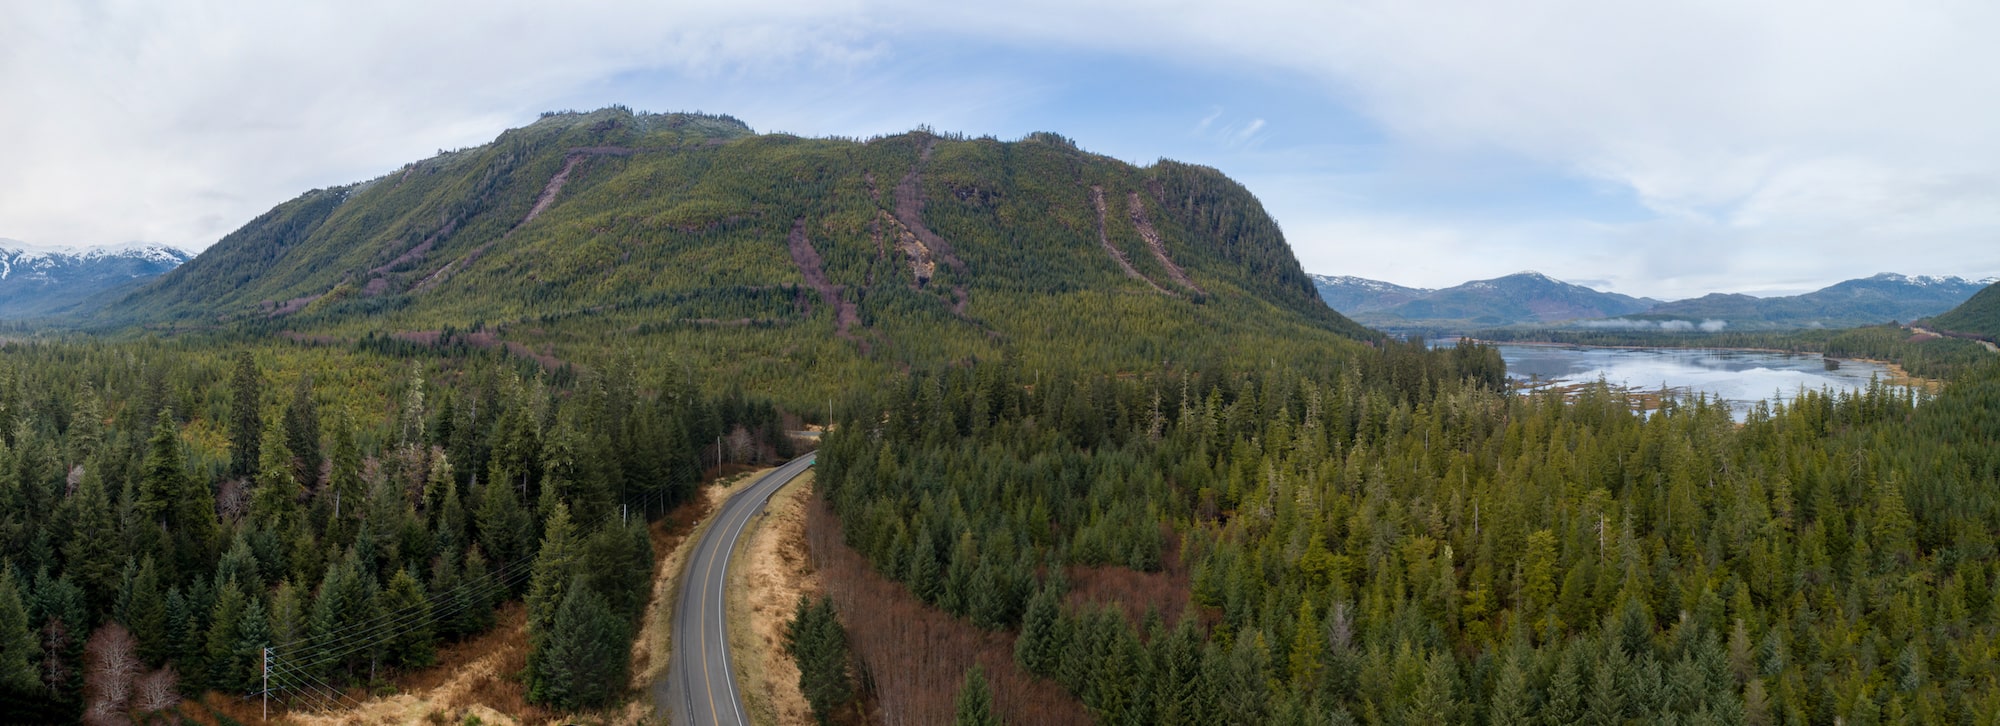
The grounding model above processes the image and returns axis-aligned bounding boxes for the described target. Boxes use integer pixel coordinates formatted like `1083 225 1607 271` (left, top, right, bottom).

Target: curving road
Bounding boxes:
661 452 817 726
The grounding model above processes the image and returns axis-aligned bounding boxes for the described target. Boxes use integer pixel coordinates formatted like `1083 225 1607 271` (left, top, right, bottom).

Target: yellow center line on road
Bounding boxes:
683 455 813 726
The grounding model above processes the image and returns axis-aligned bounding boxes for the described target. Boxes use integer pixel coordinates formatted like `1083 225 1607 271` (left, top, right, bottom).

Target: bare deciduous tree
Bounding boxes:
133 667 179 714
726 425 756 464
83 623 141 726
806 494 1090 726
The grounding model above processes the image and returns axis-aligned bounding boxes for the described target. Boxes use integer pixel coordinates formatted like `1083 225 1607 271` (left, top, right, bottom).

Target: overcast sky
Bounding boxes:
4 1 1998 299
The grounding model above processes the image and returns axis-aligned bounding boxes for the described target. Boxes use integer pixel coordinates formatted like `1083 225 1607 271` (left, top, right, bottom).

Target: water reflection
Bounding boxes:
1491 344 1905 419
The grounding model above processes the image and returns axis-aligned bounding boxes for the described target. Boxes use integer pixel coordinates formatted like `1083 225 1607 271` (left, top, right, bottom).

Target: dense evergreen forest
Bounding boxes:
816 339 2000 725
0 336 792 721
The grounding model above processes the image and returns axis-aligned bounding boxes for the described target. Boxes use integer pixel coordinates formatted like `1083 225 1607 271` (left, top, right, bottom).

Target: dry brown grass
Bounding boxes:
628 490 722 691
727 473 820 726
278 603 552 726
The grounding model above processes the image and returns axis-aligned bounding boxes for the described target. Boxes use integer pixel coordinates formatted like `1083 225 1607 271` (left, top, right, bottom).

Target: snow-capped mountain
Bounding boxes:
0 239 192 319
1642 272 1991 328
1308 274 1434 314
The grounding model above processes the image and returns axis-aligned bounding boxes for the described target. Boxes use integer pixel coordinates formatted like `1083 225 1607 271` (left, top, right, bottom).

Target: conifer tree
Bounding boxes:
784 594 852 725
283 377 322 488
953 665 1002 726
251 420 302 534
122 558 167 664
228 351 262 478
135 411 184 530
325 413 363 536
524 503 579 698
1544 647 1585 726
231 596 269 694
1014 584 1060 676
0 568 40 695
203 581 246 692
1288 599 1322 691
529 583 627 710
60 469 120 616
379 569 433 670
1488 650 1533 726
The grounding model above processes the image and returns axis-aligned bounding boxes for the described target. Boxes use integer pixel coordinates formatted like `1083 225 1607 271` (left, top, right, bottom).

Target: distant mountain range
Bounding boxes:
1314 271 1657 332
1634 273 1993 329
1314 271 1995 333
0 240 191 319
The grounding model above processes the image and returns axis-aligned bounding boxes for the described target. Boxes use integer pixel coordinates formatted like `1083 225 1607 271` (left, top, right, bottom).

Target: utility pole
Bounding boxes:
263 647 271 721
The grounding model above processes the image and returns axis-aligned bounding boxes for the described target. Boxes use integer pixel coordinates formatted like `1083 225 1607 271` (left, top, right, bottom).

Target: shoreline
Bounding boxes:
1468 338 1942 392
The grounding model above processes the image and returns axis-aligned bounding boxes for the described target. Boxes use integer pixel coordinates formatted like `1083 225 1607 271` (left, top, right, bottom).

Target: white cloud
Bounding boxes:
3 0 1999 298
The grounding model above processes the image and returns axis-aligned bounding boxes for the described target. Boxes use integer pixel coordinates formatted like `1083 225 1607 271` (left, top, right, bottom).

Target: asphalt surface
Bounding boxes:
661 452 817 726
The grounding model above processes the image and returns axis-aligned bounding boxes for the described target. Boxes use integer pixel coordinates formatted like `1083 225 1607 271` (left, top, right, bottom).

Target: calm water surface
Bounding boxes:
1491 344 1905 417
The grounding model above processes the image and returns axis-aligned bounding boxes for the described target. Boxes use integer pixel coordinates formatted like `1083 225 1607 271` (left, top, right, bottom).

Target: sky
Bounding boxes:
4 1 1999 300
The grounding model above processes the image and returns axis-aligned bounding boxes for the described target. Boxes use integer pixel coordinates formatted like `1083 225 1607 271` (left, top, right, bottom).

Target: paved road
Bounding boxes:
661 453 817 726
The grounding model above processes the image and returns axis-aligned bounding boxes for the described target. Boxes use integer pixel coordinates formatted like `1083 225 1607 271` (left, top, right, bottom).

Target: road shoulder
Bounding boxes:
725 471 820 726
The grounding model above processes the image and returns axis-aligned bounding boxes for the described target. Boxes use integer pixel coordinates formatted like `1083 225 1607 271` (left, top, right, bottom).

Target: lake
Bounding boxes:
1488 344 1908 418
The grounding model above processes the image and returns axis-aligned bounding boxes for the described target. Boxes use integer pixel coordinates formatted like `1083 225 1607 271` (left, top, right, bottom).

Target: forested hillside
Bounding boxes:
1929 281 2000 340
815 341 2000 724
99 108 1377 405
0 336 793 720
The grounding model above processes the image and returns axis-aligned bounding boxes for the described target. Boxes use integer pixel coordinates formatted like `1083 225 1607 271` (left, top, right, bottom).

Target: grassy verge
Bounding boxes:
725 472 819 726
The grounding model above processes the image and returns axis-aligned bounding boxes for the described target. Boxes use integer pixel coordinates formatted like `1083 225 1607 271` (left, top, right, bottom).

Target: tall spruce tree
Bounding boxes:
784 594 853 725
0 568 39 695
953 665 1002 726
228 352 262 479
529 583 627 710
524 503 579 699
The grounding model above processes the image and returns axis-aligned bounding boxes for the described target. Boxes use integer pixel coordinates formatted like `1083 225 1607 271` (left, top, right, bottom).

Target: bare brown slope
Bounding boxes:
1128 191 1204 294
891 139 970 315
1092 185 1166 293
786 217 861 340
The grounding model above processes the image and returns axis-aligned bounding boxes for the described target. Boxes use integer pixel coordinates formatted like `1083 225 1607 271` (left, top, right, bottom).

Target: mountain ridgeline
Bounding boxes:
1928 279 2000 340
1328 271 1656 333
101 108 1376 400
1318 271 1992 334
0 243 190 319
1638 273 1992 329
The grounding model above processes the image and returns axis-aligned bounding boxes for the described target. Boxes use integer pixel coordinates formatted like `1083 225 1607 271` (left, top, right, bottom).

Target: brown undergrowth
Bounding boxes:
727 473 820 726
210 481 724 725
805 494 1091 726
1064 523 1197 627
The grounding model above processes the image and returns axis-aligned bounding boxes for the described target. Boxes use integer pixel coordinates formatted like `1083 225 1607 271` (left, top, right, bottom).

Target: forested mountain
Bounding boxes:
1632 273 1991 330
1308 274 1432 314
1927 280 2000 340
1348 272 1656 332
97 108 1377 405
0 242 190 319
